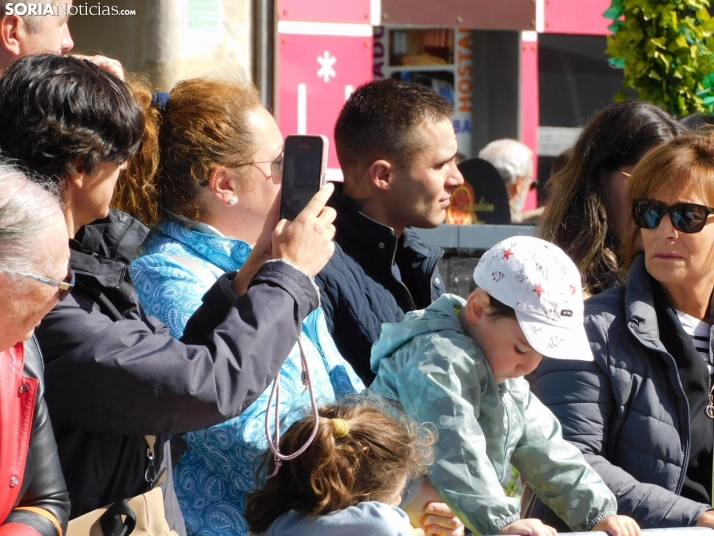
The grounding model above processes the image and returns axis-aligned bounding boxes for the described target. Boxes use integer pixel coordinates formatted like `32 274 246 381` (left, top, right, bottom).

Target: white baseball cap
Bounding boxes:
472 236 593 361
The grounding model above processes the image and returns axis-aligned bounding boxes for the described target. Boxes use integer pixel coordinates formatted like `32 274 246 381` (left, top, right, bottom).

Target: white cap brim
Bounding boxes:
516 311 594 361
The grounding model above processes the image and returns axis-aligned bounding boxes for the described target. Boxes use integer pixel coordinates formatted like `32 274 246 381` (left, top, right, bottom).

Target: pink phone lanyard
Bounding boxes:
264 336 320 477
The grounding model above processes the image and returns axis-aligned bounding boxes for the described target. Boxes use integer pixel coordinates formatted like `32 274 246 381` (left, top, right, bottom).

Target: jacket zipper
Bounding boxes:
389 237 416 311
500 387 512 482
629 325 691 495
705 375 714 507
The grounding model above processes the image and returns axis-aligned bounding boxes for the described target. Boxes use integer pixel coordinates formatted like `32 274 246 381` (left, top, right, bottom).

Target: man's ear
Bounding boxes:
465 289 492 325
208 166 239 206
367 159 393 191
0 15 23 57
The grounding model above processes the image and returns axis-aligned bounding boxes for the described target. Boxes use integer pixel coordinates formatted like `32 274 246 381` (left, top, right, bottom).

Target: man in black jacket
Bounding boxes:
0 54 337 531
316 79 464 384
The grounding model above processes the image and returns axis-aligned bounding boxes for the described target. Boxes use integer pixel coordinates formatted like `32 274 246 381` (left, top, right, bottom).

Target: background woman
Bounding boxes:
538 100 684 295
535 134 714 527
0 167 70 536
126 78 364 536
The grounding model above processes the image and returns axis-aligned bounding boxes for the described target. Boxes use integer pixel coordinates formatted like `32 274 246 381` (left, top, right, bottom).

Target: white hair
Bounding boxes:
478 139 534 186
0 163 63 280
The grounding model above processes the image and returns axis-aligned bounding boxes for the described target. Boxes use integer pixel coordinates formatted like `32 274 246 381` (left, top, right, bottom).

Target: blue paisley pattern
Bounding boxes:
131 216 364 536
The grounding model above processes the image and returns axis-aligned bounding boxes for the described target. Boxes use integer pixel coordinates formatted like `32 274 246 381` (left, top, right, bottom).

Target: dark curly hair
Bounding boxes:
244 401 435 533
0 53 143 180
334 78 453 184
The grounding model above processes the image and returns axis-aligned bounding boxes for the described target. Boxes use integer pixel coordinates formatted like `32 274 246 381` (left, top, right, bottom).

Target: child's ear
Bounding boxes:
465 289 491 325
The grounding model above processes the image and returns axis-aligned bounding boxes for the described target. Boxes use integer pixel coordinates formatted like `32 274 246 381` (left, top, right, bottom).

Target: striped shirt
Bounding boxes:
676 309 713 374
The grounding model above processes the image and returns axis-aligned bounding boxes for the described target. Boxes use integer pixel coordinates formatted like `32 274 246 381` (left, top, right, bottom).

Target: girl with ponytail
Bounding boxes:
244 402 436 536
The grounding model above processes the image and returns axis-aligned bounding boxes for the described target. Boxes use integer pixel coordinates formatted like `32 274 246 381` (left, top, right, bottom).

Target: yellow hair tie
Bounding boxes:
332 418 349 438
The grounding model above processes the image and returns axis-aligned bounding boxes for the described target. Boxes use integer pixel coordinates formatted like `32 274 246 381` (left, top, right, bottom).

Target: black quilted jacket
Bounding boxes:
36 210 319 523
315 190 445 384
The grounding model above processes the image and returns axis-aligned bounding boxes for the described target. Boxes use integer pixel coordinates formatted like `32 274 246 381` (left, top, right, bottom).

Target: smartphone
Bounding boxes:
280 135 329 220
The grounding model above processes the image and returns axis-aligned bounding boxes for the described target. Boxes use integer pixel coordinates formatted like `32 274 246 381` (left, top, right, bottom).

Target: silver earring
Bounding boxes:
228 198 238 206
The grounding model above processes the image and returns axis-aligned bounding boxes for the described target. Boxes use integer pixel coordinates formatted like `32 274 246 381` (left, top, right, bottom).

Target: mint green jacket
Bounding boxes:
369 294 617 535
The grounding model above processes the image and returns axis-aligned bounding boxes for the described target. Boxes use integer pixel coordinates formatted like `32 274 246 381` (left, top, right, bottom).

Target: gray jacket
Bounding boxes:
535 255 711 528
370 294 617 535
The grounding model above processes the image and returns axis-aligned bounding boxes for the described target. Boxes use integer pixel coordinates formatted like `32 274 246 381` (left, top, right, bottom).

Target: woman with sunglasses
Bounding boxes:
533 134 714 528
0 53 339 530
0 167 71 536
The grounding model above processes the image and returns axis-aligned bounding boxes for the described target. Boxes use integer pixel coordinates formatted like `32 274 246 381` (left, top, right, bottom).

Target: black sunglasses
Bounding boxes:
6 267 75 300
632 198 714 234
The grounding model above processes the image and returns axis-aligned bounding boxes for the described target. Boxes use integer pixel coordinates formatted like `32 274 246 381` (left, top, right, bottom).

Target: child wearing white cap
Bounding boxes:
369 236 639 536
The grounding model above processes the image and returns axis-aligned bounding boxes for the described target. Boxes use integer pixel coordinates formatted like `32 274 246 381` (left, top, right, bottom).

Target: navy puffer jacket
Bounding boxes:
534 255 711 528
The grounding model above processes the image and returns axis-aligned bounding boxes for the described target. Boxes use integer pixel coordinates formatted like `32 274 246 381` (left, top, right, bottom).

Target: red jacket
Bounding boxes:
0 341 69 536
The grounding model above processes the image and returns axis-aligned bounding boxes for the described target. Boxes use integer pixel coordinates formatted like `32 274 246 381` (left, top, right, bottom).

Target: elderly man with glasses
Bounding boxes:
0 164 70 536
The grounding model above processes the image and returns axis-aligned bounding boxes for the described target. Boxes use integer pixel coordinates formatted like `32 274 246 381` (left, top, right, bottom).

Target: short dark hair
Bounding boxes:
334 79 453 183
0 53 143 180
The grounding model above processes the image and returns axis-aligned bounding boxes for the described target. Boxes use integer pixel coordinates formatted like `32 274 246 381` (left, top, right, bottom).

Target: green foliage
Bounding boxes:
605 0 714 117
503 465 521 498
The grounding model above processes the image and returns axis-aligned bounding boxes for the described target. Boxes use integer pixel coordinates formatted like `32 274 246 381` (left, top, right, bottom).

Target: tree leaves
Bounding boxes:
605 0 714 116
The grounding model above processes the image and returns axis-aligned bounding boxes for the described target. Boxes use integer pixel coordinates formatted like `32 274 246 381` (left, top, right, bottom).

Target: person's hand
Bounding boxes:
271 182 336 276
411 528 426 536
497 518 557 536
422 502 465 536
592 515 640 536
402 478 464 536
697 510 714 528
72 54 125 80
230 193 281 295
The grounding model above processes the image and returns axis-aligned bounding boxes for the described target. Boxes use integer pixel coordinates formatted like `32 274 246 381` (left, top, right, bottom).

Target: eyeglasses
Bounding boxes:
632 198 714 234
200 157 283 186
5 267 75 301
236 156 283 178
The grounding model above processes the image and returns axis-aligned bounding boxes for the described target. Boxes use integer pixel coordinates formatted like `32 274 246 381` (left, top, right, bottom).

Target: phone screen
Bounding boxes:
280 136 326 220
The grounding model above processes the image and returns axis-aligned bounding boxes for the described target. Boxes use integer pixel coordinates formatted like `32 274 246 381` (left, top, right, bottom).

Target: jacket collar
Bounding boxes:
625 254 714 348
75 209 149 265
329 188 443 269
624 255 667 352
158 216 252 273
69 239 126 289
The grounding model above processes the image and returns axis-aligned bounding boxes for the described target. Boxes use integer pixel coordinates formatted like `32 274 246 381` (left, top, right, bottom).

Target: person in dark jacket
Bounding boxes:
532 134 714 528
316 79 464 384
0 167 70 536
0 53 338 529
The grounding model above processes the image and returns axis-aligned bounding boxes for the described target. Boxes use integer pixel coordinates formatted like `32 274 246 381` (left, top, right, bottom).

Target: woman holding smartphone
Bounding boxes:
122 78 464 536
124 79 363 536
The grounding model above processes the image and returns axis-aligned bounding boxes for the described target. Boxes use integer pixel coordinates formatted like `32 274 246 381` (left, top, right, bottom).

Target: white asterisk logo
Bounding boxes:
317 51 336 83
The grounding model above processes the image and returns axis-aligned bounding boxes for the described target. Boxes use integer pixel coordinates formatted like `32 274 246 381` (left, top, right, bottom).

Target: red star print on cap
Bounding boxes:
471 236 593 361
533 283 544 297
